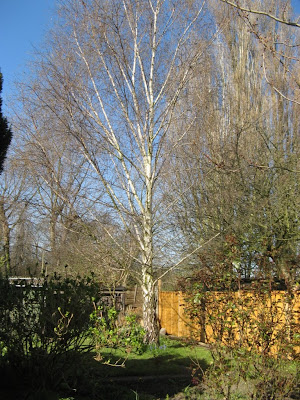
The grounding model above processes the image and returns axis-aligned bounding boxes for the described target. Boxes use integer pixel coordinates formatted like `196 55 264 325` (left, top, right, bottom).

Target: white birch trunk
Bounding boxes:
29 0 210 344
141 163 159 343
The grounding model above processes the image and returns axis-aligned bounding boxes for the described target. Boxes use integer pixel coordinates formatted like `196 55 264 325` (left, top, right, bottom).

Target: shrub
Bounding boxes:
180 268 299 399
89 305 146 362
0 274 101 389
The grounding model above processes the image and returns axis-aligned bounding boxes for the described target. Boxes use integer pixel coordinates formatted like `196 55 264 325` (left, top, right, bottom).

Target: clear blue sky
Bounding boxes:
0 0 56 109
0 0 300 112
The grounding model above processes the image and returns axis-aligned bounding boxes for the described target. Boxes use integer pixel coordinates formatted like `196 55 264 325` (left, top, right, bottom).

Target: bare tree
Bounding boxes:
216 0 300 104
23 0 219 343
0 152 33 276
13 71 141 282
168 0 300 284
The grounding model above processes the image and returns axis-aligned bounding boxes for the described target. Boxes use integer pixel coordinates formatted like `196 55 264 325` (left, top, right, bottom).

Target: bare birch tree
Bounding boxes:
26 0 216 343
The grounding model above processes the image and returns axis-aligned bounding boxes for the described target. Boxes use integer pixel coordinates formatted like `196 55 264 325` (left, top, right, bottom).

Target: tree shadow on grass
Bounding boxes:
0 350 210 400
76 352 210 399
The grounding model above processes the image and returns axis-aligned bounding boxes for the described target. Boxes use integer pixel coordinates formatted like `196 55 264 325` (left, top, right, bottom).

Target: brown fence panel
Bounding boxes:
159 291 199 338
158 290 300 353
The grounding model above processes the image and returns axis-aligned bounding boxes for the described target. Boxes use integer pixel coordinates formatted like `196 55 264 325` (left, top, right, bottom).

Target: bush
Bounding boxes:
89 305 146 362
0 274 101 389
180 268 299 399
198 346 299 400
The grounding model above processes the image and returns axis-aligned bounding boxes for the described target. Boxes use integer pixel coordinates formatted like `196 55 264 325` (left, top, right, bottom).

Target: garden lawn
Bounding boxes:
95 337 212 377
0 337 212 400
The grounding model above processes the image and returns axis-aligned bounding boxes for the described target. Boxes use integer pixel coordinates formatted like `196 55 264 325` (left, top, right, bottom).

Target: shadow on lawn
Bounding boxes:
0 350 210 400
74 353 210 400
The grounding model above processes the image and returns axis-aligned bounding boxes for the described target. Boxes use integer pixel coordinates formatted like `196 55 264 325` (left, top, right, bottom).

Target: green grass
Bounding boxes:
0 337 212 400
95 337 212 377
73 337 212 399
2 339 298 400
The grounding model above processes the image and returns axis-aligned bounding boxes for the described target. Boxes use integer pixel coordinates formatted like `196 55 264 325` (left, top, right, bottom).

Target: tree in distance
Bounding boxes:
0 72 12 173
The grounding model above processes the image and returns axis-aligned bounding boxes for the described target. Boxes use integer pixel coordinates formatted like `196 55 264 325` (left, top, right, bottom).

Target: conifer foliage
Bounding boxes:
0 72 12 173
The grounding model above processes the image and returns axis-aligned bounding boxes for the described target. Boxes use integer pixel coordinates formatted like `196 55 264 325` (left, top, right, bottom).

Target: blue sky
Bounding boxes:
0 0 56 108
0 0 300 112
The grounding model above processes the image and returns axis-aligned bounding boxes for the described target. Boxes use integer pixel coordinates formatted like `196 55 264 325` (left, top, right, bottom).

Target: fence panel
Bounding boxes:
158 290 300 353
159 291 198 338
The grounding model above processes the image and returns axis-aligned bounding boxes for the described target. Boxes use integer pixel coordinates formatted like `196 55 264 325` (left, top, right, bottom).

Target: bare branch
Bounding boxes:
155 232 221 283
219 0 300 28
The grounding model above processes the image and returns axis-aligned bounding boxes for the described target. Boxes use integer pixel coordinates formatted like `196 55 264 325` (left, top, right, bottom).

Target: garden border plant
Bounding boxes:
178 239 300 400
0 273 102 390
89 303 146 365
0 272 150 394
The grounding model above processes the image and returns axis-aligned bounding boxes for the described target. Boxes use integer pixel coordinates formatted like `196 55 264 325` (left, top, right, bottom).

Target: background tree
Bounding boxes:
167 0 300 286
0 151 33 276
0 72 12 173
218 0 300 104
11 81 135 281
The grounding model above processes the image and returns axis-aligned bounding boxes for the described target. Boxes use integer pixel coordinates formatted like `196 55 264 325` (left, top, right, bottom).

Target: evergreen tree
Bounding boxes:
0 72 12 173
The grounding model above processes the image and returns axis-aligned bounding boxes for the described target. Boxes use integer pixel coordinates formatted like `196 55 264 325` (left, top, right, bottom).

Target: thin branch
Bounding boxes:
219 0 300 28
262 53 300 106
155 232 220 283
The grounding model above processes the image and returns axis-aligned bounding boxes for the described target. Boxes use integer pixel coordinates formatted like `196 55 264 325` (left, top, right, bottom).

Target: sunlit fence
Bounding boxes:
159 291 199 338
158 290 300 354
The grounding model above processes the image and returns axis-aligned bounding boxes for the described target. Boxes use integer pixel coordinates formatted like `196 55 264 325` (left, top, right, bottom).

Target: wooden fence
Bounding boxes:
158 290 300 352
158 291 202 338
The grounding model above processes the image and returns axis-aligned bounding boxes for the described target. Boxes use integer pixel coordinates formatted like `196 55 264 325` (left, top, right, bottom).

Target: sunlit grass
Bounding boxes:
92 336 212 377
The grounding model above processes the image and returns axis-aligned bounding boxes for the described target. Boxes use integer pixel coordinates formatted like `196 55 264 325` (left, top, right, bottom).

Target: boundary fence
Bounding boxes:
158 290 300 352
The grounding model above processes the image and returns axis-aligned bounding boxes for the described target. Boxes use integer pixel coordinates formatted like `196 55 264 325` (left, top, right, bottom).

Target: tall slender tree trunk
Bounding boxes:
0 200 10 276
50 212 59 267
142 269 159 344
141 156 159 343
141 218 159 343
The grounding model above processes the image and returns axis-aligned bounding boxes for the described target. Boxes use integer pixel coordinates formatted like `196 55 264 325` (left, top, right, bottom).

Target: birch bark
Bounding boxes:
25 0 211 343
